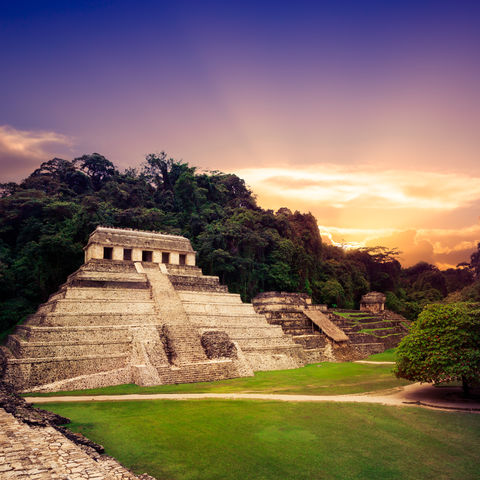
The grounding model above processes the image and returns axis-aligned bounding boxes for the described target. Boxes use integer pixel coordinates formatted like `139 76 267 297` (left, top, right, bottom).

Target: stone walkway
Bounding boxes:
0 408 153 479
353 360 396 365
26 383 480 413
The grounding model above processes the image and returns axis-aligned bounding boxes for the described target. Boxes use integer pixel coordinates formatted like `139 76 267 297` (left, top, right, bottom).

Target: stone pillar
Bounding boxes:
186 253 196 266
170 252 180 265
132 248 142 262
152 250 162 264
112 246 123 261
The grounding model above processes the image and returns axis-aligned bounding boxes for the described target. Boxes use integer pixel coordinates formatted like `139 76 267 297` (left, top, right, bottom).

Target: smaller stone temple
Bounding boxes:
252 292 349 362
360 291 386 314
253 291 408 360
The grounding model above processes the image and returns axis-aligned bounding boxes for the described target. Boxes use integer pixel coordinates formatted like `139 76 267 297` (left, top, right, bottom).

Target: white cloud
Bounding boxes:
0 125 74 181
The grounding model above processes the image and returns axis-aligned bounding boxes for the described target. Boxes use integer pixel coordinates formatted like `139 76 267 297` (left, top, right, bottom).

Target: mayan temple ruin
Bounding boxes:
0 227 306 392
0 227 409 393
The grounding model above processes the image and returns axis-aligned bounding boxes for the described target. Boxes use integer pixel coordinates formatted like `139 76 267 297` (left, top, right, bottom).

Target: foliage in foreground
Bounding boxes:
395 303 480 394
41 400 480 480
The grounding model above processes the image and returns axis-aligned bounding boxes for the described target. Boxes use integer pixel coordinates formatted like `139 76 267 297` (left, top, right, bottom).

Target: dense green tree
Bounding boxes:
319 279 346 307
443 267 474 294
395 303 480 395
347 247 401 293
468 242 480 278
447 280 480 303
74 153 117 191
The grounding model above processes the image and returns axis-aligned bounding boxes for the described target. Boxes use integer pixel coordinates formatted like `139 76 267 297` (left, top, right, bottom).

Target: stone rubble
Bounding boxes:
0 383 156 479
0 407 155 479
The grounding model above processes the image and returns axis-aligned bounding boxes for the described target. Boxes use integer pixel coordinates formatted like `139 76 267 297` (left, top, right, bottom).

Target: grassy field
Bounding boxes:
366 348 397 362
41 399 480 480
27 358 407 397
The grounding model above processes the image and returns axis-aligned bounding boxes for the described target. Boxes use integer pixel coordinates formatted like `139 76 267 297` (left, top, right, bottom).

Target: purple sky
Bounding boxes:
1 1 480 267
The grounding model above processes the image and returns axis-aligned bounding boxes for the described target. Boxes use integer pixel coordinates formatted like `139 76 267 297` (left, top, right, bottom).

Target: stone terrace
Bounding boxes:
327 309 409 355
168 266 306 371
252 292 329 362
252 292 410 361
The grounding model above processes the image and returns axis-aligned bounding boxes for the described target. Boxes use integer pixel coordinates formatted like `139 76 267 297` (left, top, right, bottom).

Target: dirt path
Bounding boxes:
25 383 480 412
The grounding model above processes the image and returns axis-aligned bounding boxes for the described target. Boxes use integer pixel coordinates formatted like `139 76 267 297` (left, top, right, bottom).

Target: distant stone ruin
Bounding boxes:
0 227 304 392
253 291 408 361
360 291 386 314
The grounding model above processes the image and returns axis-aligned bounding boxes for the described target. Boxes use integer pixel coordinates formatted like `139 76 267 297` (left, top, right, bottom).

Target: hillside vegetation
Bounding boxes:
0 153 476 336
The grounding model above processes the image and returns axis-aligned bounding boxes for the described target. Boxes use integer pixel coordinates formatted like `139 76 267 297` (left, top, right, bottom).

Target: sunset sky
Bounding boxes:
1 1 480 268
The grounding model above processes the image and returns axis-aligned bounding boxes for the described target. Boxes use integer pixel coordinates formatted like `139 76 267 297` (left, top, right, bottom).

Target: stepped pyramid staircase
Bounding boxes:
1 260 305 392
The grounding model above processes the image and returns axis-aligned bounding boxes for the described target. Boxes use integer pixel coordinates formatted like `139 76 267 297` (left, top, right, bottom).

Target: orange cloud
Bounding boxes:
236 165 480 212
319 225 479 269
231 164 480 268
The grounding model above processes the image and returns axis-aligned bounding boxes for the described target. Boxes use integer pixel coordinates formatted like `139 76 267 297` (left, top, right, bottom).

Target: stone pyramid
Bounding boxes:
0 227 304 392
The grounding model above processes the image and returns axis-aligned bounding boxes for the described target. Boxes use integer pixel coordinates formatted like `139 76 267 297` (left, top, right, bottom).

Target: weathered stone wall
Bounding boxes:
201 331 238 359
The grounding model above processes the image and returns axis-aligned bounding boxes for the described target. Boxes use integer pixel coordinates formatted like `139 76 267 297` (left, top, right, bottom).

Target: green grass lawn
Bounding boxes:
366 348 397 362
40 399 480 480
27 361 408 397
